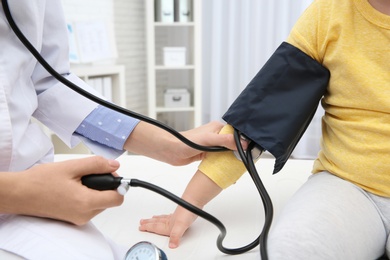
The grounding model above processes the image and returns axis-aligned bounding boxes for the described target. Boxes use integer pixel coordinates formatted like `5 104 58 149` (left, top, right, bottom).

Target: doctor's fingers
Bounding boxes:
70 190 124 225
86 189 124 210
62 156 120 178
180 122 247 152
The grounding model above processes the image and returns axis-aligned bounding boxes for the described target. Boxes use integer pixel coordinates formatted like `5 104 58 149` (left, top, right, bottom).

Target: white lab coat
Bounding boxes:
0 0 99 172
0 1 126 259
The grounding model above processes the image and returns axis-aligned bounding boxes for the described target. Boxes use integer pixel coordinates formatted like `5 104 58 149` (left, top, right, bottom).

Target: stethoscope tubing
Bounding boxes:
1 1 272 258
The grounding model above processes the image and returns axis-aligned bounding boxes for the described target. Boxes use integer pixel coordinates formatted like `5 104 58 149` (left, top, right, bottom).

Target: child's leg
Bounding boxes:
267 171 386 260
367 193 390 258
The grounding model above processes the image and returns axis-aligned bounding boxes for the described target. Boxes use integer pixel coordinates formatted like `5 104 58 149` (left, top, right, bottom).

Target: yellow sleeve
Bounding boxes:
198 124 247 189
286 0 331 63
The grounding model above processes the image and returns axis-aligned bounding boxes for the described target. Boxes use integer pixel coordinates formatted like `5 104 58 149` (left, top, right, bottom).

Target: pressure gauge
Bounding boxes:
125 241 167 260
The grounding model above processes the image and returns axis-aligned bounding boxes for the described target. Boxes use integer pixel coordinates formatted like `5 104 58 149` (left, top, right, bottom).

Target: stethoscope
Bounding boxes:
1 1 273 259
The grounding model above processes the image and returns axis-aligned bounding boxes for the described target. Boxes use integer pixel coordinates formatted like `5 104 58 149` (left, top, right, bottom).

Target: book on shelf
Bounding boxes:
155 0 193 23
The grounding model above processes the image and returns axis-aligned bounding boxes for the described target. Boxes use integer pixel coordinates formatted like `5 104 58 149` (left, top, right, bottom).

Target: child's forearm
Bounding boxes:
181 169 222 208
198 124 248 189
138 124 249 248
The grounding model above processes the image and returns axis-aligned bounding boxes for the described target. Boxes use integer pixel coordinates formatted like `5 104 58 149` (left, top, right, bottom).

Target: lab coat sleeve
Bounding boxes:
33 73 100 148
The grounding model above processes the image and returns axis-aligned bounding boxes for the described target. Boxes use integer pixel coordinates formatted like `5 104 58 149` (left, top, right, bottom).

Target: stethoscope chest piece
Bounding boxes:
125 241 167 260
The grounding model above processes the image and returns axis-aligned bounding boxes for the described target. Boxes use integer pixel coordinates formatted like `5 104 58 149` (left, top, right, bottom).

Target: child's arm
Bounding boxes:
139 125 248 248
139 169 222 248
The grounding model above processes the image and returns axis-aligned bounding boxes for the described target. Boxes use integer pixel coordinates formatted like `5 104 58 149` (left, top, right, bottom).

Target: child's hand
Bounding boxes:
139 206 198 248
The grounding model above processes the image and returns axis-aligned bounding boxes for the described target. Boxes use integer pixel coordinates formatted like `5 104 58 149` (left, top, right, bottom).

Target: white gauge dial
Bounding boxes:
125 241 167 260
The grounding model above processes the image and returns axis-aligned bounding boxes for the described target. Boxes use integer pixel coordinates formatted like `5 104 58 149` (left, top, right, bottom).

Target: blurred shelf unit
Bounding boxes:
71 65 126 107
146 0 202 131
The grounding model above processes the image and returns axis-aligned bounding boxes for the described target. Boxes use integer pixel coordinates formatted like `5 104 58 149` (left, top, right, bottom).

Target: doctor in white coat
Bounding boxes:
0 1 237 259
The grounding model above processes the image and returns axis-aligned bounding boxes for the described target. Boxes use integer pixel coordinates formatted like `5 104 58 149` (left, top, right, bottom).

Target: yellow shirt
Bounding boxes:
200 0 390 197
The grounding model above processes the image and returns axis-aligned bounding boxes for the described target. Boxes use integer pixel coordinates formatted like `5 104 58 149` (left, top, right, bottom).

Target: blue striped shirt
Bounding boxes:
75 105 139 151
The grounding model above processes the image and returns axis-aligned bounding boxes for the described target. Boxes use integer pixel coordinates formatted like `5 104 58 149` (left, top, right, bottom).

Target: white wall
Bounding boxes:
61 0 147 114
113 0 147 114
61 0 113 21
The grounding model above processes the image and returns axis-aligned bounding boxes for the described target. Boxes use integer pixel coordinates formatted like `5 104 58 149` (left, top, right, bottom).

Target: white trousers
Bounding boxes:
0 215 128 260
268 171 390 260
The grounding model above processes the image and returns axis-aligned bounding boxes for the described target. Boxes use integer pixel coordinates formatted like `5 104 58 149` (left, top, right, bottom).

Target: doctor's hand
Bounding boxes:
2 156 124 226
139 170 222 248
125 121 243 166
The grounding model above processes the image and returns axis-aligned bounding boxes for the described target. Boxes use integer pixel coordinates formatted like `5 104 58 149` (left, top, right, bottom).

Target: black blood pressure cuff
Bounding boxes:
223 42 330 173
